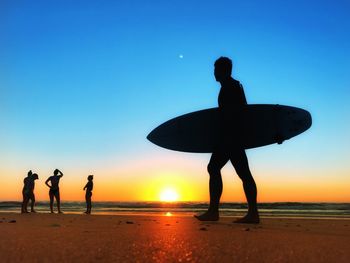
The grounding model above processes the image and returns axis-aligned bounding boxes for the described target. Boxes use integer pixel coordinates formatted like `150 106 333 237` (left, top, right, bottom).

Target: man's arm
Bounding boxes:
45 177 52 188
57 169 64 178
30 181 35 191
239 83 247 105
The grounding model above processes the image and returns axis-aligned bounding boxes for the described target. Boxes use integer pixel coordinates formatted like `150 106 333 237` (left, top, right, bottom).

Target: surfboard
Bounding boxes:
147 104 312 153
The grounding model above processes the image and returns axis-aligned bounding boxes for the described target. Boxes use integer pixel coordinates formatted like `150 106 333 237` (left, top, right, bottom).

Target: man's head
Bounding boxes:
54 169 59 176
88 175 94 181
214 56 232 82
32 173 39 180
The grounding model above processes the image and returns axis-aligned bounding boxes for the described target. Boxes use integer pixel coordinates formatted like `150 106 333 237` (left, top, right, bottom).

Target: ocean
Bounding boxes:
1 201 350 218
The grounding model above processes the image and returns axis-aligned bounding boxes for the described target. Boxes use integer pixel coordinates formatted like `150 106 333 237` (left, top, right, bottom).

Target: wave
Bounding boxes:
1 201 349 218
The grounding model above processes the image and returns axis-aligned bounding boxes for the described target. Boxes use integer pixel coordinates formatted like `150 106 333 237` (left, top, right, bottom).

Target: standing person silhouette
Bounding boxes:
45 169 64 213
28 173 39 213
195 57 259 223
21 171 39 213
83 175 94 214
21 170 32 213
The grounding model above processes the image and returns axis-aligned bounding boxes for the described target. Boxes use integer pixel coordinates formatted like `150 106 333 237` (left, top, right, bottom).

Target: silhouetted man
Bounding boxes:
22 171 39 213
45 169 64 213
21 170 32 213
83 175 94 214
195 57 259 223
28 173 39 213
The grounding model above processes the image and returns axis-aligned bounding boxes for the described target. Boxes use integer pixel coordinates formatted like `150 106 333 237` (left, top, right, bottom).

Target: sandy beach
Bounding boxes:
0 213 349 262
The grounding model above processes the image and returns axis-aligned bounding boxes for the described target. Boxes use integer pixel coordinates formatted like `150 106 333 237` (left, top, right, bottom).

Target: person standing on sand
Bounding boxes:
21 170 39 213
83 175 94 214
21 170 32 213
27 173 39 213
45 169 64 213
195 57 259 223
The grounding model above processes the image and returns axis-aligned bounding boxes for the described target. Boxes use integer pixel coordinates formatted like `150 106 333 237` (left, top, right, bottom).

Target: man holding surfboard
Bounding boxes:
195 57 260 223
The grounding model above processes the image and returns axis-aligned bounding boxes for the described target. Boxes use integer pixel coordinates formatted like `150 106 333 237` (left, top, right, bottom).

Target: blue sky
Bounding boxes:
1 0 349 201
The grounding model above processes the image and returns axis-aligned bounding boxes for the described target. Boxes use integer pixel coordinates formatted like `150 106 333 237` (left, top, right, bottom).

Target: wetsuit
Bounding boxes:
84 181 93 213
27 177 35 203
85 181 93 199
22 177 31 198
47 175 62 197
209 77 249 178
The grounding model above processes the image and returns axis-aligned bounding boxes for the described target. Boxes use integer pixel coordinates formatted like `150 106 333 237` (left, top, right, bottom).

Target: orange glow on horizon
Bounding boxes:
0 166 350 203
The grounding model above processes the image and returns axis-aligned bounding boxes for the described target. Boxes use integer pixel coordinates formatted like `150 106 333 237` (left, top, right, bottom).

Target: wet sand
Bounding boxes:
0 213 349 262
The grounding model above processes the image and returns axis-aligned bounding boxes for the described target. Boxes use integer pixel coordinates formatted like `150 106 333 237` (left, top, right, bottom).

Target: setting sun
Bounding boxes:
159 188 179 202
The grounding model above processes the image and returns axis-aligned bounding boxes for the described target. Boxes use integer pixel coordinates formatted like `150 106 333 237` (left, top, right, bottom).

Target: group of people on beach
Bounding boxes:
21 169 94 214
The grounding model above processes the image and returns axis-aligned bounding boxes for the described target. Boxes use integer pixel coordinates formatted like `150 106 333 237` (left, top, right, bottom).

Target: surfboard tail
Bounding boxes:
305 110 312 130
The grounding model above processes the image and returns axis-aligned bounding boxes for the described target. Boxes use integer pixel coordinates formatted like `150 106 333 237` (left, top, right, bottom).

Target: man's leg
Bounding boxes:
22 193 29 213
87 194 92 214
56 192 62 213
89 193 92 213
30 194 36 212
85 194 89 213
230 150 259 223
195 152 228 221
49 192 54 213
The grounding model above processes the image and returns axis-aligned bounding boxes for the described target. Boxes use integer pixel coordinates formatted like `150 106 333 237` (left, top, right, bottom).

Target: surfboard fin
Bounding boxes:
275 134 284 144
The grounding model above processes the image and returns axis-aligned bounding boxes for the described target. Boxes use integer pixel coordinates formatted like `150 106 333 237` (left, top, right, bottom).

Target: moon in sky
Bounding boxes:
179 54 184 59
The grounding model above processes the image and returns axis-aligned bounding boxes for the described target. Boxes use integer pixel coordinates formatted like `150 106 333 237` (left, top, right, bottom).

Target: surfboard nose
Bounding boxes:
147 120 179 148
147 125 167 146
147 130 156 144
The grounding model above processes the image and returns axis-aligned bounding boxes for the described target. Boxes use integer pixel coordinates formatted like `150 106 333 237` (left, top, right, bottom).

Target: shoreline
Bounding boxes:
1 212 349 262
1 211 350 220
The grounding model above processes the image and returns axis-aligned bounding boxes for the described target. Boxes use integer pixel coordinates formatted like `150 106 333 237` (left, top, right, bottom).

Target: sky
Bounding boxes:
1 0 349 202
